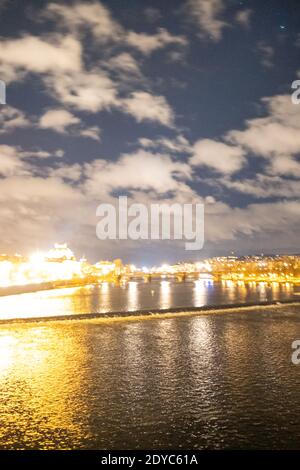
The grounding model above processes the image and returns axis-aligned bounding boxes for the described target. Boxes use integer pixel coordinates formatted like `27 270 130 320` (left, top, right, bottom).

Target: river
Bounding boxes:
0 279 298 321
0 281 300 449
0 303 300 449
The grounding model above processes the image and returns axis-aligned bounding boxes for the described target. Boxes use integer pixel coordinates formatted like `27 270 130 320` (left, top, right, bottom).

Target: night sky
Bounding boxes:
0 0 299 265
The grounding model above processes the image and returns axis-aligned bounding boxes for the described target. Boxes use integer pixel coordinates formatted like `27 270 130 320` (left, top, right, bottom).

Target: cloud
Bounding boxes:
186 1 252 41
0 139 299 257
126 28 187 55
190 139 246 174
21 149 65 159
0 144 66 177
39 109 80 133
227 94 300 177
0 145 28 177
0 144 197 256
204 199 300 249
84 150 192 196
187 92 300 184
267 155 300 178
46 71 175 127
0 174 88 254
122 91 174 127
45 1 187 55
0 62 25 83
186 0 228 42
79 126 101 142
139 135 190 153
235 9 252 28
45 1 122 42
50 163 83 182
0 38 174 127
1 166 299 257
0 105 31 133
216 174 300 199
0 2 177 129
39 108 101 141
257 42 274 68
0 0 299 258
0 35 82 73
192 93 300 194
45 70 118 113
107 53 141 75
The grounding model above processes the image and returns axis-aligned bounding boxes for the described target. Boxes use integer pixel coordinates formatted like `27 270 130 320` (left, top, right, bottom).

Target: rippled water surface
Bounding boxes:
1 304 300 449
0 279 298 320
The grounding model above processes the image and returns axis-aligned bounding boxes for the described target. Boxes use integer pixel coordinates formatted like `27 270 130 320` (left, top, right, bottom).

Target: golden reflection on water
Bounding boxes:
160 281 171 309
0 323 91 449
222 280 236 302
0 286 95 321
236 281 247 301
193 280 207 306
270 282 280 300
0 303 300 449
101 281 109 294
0 280 296 322
128 281 139 311
258 282 267 301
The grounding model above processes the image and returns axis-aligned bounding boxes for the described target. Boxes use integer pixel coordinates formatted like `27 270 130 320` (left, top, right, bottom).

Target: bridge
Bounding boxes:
114 271 214 283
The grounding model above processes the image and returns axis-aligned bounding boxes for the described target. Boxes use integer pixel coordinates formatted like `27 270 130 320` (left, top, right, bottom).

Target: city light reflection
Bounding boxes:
0 324 91 449
128 281 139 311
160 281 171 309
193 280 207 306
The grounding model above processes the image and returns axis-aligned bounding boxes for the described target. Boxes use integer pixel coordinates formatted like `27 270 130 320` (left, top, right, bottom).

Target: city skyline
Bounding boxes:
0 242 299 291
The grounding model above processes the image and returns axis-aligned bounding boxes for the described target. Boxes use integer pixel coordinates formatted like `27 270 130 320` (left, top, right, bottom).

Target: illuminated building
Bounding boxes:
0 245 299 290
0 244 85 287
46 243 76 261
